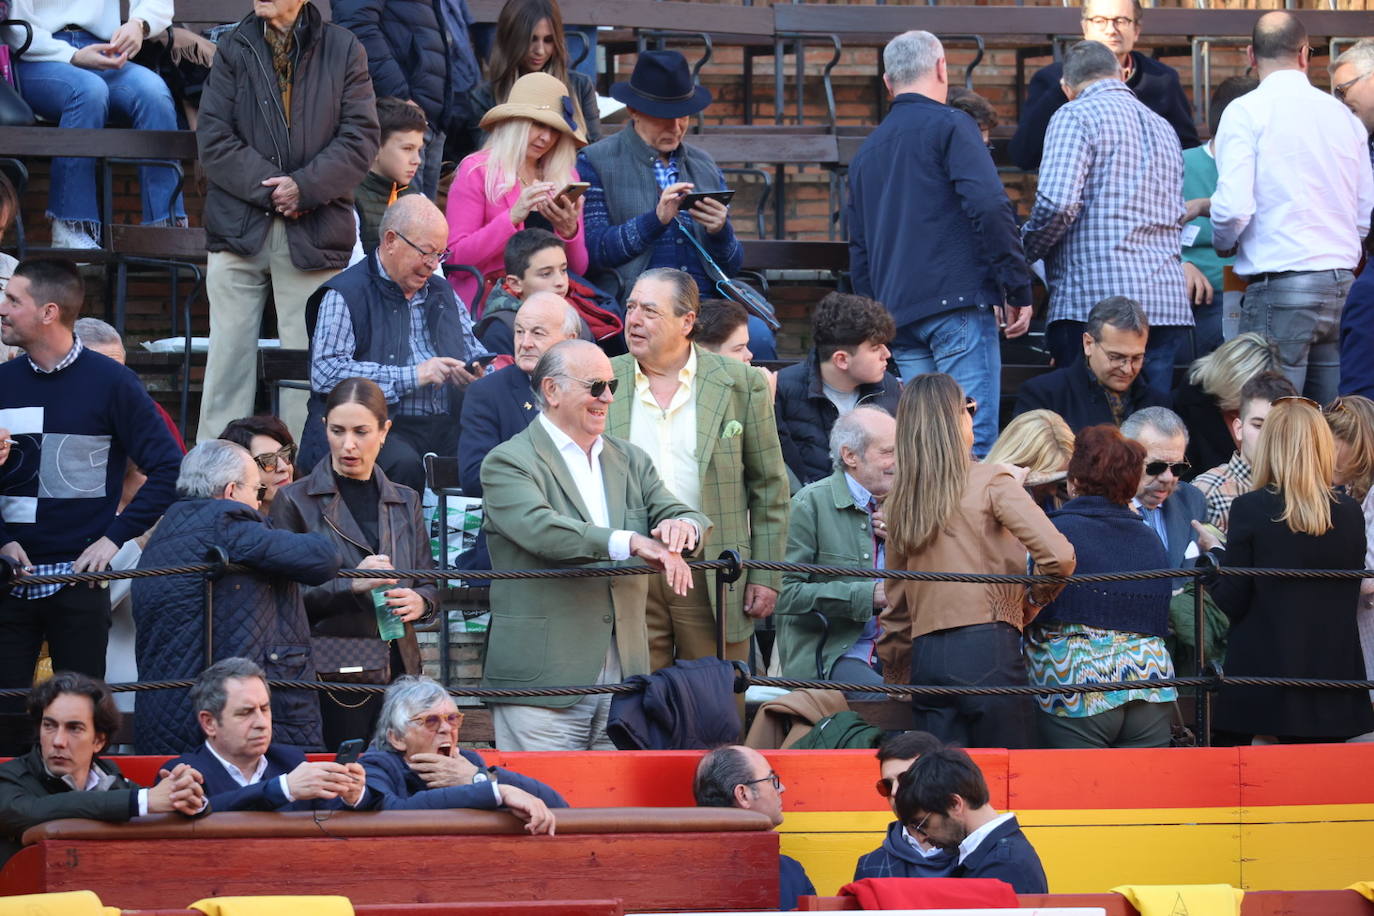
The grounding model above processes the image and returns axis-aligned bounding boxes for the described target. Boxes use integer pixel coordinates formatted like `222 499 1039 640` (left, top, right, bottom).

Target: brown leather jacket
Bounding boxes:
269 458 437 675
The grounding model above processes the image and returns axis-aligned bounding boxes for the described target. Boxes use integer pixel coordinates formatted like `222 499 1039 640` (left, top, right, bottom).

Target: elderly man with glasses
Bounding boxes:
298 194 492 492
1121 406 1207 571
1331 39 1374 400
1010 0 1198 170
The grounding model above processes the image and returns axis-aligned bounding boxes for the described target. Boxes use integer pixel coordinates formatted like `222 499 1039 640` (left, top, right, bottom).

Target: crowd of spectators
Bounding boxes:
0 0 1370 780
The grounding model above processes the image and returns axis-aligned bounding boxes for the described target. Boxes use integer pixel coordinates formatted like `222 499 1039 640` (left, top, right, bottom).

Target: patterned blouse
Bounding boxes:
1024 621 1178 718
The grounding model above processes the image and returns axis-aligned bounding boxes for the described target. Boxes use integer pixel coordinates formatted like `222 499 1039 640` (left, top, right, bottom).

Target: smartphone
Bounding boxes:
557 181 590 203
335 738 365 765
680 189 735 211
467 353 499 374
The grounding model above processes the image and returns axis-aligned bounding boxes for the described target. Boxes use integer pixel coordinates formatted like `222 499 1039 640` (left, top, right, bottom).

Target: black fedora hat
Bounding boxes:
610 50 713 119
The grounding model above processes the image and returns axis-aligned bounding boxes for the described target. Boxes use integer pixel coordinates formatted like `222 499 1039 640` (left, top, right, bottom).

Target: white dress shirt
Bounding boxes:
957 811 1016 865
204 741 294 802
628 348 701 511
1211 69 1374 275
538 413 634 561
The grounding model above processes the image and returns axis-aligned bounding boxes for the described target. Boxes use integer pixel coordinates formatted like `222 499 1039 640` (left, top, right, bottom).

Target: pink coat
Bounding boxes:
444 149 588 308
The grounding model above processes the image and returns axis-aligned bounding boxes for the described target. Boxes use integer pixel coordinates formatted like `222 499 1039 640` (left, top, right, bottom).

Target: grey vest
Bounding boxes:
580 127 727 298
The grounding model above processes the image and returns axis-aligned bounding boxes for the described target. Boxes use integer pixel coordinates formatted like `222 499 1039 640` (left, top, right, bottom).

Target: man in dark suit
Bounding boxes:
1014 296 1170 432
1121 406 1207 568
165 658 375 812
895 747 1048 894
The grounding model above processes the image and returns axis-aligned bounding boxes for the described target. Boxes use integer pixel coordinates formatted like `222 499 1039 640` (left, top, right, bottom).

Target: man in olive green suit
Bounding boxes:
608 268 790 672
481 340 712 751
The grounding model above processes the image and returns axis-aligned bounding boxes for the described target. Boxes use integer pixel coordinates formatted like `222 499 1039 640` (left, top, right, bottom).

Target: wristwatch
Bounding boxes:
471 771 490 785
139 19 150 37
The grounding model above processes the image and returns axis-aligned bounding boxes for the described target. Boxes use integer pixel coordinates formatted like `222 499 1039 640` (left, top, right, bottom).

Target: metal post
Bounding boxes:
1192 569 1211 746
203 546 229 668
714 550 744 660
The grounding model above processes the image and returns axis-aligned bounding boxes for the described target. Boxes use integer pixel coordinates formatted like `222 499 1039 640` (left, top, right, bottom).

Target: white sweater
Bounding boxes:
3 0 173 64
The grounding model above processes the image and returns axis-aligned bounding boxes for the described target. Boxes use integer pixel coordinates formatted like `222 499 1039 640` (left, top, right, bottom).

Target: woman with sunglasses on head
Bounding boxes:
271 378 439 748
219 416 297 513
359 675 564 831
1193 397 1374 744
878 374 1076 749
446 71 589 307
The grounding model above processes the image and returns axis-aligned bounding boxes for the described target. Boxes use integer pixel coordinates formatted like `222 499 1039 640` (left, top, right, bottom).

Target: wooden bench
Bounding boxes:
118 904 622 916
798 890 1374 914
0 808 778 910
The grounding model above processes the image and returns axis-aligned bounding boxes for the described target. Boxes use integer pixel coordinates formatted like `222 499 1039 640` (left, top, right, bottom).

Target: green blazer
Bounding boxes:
480 417 711 708
774 470 880 679
608 346 790 644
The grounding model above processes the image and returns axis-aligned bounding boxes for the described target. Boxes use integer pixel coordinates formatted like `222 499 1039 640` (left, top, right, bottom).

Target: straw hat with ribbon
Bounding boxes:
479 72 589 147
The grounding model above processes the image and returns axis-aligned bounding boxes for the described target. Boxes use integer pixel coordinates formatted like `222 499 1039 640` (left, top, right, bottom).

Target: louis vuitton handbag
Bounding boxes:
312 636 390 685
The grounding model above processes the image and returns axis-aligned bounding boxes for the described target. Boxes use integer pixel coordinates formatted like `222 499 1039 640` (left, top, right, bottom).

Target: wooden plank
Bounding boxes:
800 892 1374 914
1239 744 1374 808
111 226 207 263
123 906 623 916
0 127 198 160
690 133 840 166
742 240 848 273
1008 747 1241 812
469 0 771 35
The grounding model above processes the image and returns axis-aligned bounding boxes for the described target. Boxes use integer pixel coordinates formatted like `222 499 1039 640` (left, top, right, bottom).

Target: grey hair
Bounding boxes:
190 657 267 721
522 291 582 339
1121 406 1190 445
530 339 580 411
1085 295 1149 341
1063 40 1121 90
693 745 755 808
883 31 943 88
73 316 123 350
177 440 254 499
1332 38 1374 79
636 267 699 318
371 674 450 749
830 405 894 472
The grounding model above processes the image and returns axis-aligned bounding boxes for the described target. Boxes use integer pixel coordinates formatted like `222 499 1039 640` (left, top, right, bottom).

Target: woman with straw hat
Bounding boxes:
445 71 589 306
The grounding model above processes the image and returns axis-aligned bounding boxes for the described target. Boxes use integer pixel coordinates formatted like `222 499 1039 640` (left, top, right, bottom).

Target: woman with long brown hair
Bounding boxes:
878 374 1076 748
1195 397 1374 743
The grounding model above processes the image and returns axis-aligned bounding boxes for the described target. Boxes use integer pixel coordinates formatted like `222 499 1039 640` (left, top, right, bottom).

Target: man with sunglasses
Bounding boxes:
301 195 491 493
853 731 955 881
165 658 377 812
1121 407 1206 572
1330 39 1374 401
1010 0 1198 171
693 745 815 911
481 340 710 751
133 441 342 754
1207 12 1374 406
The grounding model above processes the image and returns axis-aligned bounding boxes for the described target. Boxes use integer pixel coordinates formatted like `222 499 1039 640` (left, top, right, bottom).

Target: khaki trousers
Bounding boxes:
491 643 622 751
199 218 337 442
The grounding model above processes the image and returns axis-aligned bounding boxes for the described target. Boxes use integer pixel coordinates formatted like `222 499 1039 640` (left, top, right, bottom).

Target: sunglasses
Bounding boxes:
1144 460 1190 478
568 376 619 398
875 777 898 799
410 712 464 732
253 444 297 472
1274 395 1321 410
964 396 978 417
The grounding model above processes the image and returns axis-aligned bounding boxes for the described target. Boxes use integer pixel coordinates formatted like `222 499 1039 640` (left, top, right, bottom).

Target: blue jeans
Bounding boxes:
1242 268 1353 405
416 125 446 200
747 315 777 361
17 29 185 226
1047 319 1190 396
1339 267 1374 399
891 306 999 456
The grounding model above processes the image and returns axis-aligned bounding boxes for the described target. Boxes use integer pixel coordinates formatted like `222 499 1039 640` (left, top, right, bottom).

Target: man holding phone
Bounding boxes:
579 51 776 359
165 658 379 813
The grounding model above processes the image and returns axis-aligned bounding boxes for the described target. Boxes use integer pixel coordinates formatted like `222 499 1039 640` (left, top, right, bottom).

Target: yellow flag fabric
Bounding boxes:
189 897 355 916
0 890 114 916
1111 884 1244 916
1346 882 1374 902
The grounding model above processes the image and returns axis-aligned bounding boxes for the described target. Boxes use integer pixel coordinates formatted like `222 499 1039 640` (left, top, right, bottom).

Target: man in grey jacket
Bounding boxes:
196 0 378 443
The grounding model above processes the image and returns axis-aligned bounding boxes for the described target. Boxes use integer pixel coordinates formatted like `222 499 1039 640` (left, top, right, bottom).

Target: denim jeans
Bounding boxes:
891 306 999 456
909 622 1035 749
416 125 446 200
17 29 185 226
1241 268 1354 405
1047 319 1190 396
746 315 778 361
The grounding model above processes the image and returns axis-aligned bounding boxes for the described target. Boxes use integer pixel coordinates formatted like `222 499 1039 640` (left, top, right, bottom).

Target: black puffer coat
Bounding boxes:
132 498 342 754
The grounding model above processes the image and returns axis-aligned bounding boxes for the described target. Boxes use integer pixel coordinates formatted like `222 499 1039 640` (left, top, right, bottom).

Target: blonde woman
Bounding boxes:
1324 394 1374 705
1194 398 1374 743
1174 332 1279 476
985 409 1075 511
445 72 588 305
877 374 1076 749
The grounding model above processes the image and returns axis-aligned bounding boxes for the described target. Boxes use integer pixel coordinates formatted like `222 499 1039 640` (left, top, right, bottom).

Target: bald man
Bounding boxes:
299 195 492 491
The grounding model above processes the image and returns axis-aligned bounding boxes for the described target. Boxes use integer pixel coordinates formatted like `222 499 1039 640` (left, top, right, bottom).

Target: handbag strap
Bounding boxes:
675 219 731 285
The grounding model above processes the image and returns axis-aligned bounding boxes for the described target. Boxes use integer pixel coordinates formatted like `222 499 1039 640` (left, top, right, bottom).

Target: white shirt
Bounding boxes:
1211 69 1374 275
628 348 701 511
902 825 946 859
957 811 1016 866
538 413 634 561
204 741 294 802
4 0 173 64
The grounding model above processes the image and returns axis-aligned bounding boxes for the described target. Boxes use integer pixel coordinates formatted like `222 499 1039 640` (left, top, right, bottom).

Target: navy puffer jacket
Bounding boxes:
132 498 342 754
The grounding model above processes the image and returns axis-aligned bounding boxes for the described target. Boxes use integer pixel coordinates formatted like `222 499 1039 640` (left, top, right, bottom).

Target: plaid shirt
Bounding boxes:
311 255 485 417
653 150 697 233
1192 451 1252 532
1022 79 1192 328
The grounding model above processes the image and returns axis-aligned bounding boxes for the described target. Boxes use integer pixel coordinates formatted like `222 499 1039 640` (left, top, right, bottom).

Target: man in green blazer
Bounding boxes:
480 340 712 751
608 268 790 672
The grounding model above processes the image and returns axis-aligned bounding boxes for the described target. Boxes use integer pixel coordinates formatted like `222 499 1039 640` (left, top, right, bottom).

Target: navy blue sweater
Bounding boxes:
0 346 181 563
847 92 1032 328
1038 495 1172 638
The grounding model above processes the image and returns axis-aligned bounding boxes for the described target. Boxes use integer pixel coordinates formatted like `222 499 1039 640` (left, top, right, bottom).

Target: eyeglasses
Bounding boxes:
743 770 782 792
964 396 978 417
1274 395 1321 410
1144 460 1191 478
910 812 934 838
394 230 449 267
875 777 898 799
1083 15 1136 29
566 376 619 398
1100 350 1146 369
253 444 297 472
1335 72 1370 102
236 480 269 503
409 712 464 732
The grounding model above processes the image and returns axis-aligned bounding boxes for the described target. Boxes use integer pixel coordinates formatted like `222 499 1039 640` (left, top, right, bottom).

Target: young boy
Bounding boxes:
355 98 427 255
774 291 903 486
476 228 623 357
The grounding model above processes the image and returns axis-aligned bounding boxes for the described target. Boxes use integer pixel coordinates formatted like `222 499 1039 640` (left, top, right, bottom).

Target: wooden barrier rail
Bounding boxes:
798 890 1374 914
